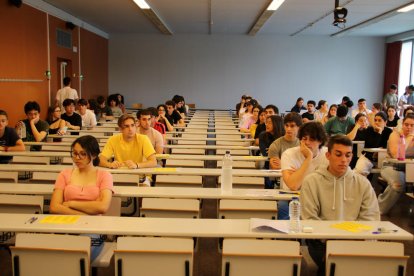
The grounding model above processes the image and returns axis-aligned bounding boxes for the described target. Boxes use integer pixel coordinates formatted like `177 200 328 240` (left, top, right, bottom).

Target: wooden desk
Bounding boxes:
166 137 254 142
0 184 294 201
164 144 259 151
0 214 411 240
0 164 281 177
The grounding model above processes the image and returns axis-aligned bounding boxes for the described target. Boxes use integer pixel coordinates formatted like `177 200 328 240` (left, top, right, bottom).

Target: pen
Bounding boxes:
25 217 38 224
279 191 300 195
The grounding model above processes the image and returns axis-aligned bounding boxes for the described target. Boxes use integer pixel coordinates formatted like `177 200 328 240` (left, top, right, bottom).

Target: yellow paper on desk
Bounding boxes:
156 154 170 158
153 167 177 172
40 215 80 224
331 221 373 233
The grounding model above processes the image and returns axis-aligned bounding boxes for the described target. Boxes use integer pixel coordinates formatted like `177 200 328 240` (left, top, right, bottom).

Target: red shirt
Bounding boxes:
153 121 166 135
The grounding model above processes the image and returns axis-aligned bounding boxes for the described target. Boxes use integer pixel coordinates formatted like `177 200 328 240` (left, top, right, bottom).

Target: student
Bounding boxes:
61 99 82 132
108 94 123 117
278 121 328 220
50 135 113 215
254 104 278 145
351 98 372 118
99 114 156 186
0 110 25 163
301 100 316 122
386 105 399 128
55 77 79 109
383 84 398 110
137 109 164 154
15 101 49 151
96 96 114 121
156 104 174 132
314 100 328 122
321 104 337 125
238 99 257 128
300 135 380 276
77 99 97 128
46 106 66 135
378 113 414 214
290 97 306 113
367 102 382 126
240 105 262 133
165 100 185 127
324 105 355 135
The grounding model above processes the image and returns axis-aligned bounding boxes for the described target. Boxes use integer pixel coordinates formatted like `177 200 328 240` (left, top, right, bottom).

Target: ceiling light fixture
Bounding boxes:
398 3 414 12
248 0 285 35
132 0 172 35
333 0 348 29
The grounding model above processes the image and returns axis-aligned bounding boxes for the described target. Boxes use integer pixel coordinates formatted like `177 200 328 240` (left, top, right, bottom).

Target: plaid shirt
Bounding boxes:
153 121 166 134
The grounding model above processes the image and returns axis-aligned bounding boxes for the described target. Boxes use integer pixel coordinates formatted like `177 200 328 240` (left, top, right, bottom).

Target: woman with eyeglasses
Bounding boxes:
50 135 113 215
47 106 66 136
156 104 174 132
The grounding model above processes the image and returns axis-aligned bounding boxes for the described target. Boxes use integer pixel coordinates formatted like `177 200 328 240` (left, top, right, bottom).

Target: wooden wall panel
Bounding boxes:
80 28 108 101
0 3 48 125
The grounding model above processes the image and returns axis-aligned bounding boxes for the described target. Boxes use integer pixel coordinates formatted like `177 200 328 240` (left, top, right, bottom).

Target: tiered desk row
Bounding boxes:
1 109 412 276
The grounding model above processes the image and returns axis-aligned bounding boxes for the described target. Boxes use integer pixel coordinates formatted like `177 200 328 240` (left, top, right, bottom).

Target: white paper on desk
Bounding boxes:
250 218 289 233
245 190 275 198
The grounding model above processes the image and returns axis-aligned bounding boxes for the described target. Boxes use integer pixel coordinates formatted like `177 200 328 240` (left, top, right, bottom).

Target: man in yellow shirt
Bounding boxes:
99 114 156 169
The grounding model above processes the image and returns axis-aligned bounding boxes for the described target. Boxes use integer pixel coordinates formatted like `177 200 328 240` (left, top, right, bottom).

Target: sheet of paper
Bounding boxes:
330 221 373 233
153 167 177 172
250 218 289 233
40 215 80 224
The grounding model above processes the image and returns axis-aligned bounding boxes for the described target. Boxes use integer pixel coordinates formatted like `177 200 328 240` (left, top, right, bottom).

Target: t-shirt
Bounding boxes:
254 123 266 140
355 126 392 161
61 112 82 129
110 106 123 117
21 119 49 151
324 116 355 136
77 109 97 127
97 106 113 121
0 126 20 163
166 110 182 125
54 168 113 202
138 127 164 153
268 137 300 159
281 146 328 190
301 112 314 121
386 115 399 128
56 87 78 108
101 133 156 163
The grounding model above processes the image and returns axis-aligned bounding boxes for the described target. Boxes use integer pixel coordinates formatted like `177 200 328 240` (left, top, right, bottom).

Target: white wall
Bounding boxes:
109 34 385 112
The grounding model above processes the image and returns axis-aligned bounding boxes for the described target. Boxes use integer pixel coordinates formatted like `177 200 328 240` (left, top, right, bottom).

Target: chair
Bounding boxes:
222 239 301 276
11 233 90 276
140 198 200 218
155 175 203 188
115 236 193 276
0 194 43 214
219 199 276 219
326 240 409 276
0 171 18 183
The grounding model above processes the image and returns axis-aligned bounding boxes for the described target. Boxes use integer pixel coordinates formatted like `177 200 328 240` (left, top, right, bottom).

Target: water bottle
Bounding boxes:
289 197 301 233
19 121 26 139
221 151 233 194
397 134 405 161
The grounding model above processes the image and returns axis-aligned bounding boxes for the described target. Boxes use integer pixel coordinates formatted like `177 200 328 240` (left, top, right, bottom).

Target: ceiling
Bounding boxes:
42 0 414 37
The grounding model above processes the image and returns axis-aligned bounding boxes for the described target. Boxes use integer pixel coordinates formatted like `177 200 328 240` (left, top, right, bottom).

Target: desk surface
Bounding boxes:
0 214 411 240
0 184 294 200
0 164 281 177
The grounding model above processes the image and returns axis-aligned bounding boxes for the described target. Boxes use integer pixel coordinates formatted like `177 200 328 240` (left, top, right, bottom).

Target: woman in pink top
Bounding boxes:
50 135 113 215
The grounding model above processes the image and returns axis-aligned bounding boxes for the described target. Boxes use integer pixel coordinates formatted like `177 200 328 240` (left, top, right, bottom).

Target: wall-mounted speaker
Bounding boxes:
9 0 22 8
66 22 76 30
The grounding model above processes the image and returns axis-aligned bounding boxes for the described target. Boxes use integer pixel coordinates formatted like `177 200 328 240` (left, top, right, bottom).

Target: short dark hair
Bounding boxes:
165 100 175 107
387 105 396 111
146 107 158 117
298 122 327 148
24 101 41 114
403 106 414 117
375 111 387 122
108 94 119 106
327 135 352 152
264 104 279 115
358 98 366 103
157 104 167 111
77 98 88 106
63 77 71 86
342 96 350 102
373 102 382 111
117 114 136 128
71 135 101 166
345 100 354 108
336 105 348 118
354 113 366 123
97 96 106 105
408 84 414 91
62 99 75 107
0 110 8 118
137 109 152 119
316 100 326 110
283 112 302 127
307 100 316 106
172 95 184 104
390 84 397 90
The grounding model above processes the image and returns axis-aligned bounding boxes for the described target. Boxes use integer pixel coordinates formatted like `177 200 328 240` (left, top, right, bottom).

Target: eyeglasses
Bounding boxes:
54 109 61 113
158 109 165 112
71 151 88 159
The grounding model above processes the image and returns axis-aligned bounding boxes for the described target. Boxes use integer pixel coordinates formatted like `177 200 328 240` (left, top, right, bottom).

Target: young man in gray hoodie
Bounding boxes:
300 135 380 276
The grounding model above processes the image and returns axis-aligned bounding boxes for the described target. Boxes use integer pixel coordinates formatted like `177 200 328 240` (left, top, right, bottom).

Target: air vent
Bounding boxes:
56 28 72 49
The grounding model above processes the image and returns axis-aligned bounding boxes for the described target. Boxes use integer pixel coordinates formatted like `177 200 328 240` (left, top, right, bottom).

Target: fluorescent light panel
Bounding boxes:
267 0 286 11
398 3 414 12
133 0 150 9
